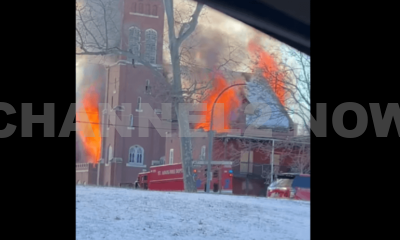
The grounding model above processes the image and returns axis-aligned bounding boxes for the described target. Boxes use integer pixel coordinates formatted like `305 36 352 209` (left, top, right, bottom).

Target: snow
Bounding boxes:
76 185 310 240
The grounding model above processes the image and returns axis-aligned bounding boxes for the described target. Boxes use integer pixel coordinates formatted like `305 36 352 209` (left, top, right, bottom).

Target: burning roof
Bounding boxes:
245 74 293 130
163 64 294 132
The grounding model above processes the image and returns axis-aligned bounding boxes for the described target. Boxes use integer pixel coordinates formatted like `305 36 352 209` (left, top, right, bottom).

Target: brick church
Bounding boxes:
76 0 303 190
76 0 167 186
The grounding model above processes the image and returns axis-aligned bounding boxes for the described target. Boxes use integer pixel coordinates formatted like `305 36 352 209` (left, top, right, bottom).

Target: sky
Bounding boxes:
76 0 310 133
279 45 310 134
201 5 310 132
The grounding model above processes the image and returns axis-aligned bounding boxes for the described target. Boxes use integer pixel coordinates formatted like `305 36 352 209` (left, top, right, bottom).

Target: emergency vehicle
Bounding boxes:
134 162 233 193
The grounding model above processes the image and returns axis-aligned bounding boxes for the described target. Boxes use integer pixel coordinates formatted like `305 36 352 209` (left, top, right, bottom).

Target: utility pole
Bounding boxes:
218 166 222 194
270 139 275 184
246 151 250 195
98 66 110 186
96 157 100 185
205 130 214 193
205 83 247 193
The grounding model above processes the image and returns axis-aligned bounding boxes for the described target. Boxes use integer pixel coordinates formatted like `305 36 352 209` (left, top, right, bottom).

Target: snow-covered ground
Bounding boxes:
76 185 310 240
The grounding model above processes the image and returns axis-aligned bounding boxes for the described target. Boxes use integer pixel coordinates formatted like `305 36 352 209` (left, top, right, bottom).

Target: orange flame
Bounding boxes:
76 83 101 164
248 40 286 106
194 71 241 132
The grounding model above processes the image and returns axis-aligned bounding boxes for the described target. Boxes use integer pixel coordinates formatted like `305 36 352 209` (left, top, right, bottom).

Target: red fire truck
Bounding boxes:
134 162 233 193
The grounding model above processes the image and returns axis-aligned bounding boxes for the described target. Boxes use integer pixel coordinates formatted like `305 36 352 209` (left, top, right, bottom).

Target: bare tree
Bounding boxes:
212 137 278 187
163 0 205 192
76 0 202 191
76 0 245 192
286 141 310 174
248 45 311 135
76 0 165 77
213 136 310 183
280 48 311 135
273 138 310 174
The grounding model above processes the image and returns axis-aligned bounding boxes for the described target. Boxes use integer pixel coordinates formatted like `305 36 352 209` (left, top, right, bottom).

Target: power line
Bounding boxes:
76 120 308 144
76 111 172 120
75 118 293 132
76 120 179 131
75 111 292 127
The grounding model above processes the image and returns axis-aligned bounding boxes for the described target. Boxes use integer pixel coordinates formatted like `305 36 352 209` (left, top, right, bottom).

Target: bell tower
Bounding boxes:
100 0 166 187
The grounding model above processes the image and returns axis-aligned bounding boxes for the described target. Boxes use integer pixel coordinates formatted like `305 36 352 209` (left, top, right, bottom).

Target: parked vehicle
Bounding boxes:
266 173 310 201
134 163 233 193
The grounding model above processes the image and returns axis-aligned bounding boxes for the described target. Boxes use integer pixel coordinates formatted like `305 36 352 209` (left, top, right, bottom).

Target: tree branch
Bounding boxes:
176 2 203 47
